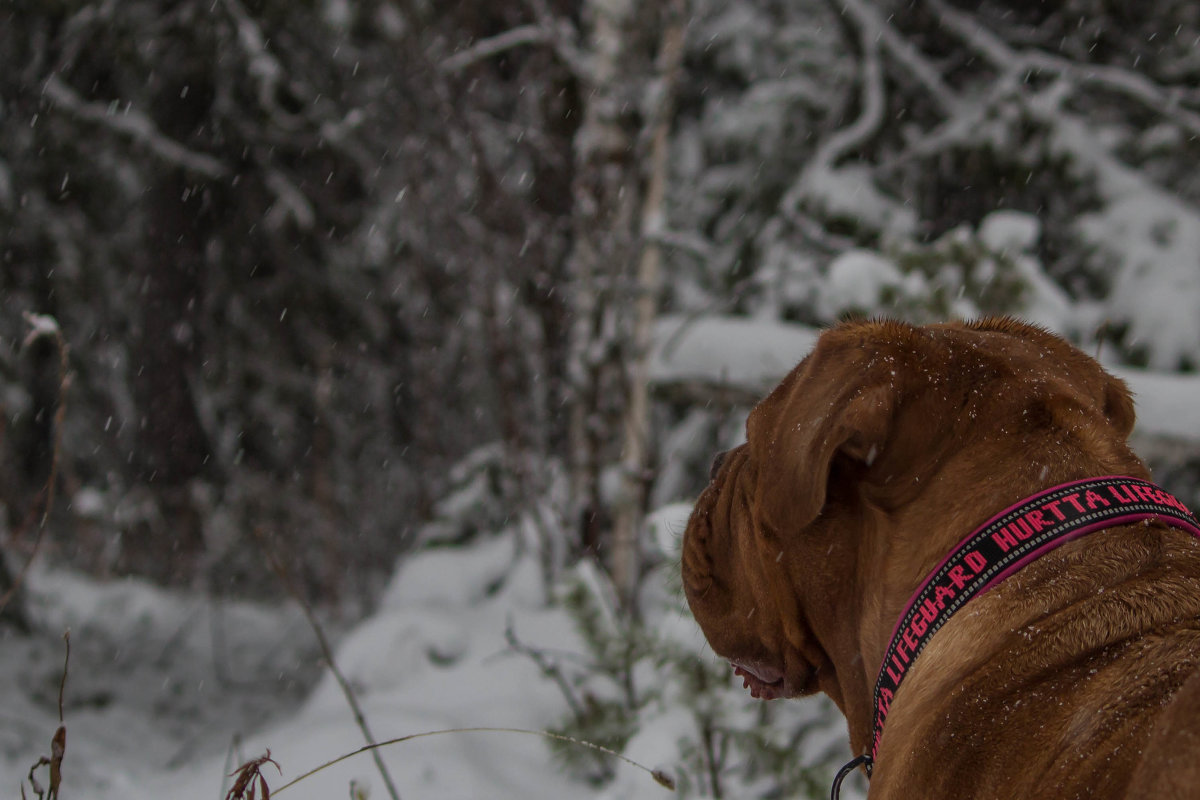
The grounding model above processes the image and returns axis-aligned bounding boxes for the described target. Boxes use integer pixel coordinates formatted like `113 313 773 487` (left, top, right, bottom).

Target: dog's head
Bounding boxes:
681 317 1140 717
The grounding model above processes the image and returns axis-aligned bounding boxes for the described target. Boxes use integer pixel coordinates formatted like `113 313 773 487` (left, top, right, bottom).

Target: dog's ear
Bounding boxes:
746 335 897 536
963 316 1137 440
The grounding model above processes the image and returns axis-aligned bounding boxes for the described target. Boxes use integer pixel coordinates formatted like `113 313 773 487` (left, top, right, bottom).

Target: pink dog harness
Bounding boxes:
834 476 1200 794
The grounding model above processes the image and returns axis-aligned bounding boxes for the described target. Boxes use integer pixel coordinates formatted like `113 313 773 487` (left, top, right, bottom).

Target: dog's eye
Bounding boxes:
709 450 728 482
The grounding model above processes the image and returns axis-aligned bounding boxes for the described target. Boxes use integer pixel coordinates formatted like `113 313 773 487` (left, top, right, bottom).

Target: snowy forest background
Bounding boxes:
2 0 1200 798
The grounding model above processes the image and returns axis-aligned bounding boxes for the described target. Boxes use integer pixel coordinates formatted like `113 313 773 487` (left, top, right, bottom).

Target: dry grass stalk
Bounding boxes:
271 726 676 795
225 751 281 800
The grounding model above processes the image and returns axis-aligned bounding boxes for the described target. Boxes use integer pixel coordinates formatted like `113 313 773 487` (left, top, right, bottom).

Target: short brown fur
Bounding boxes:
682 317 1200 799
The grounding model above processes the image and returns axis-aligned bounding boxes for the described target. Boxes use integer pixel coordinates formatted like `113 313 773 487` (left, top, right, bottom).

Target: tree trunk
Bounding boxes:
565 0 642 568
124 71 218 581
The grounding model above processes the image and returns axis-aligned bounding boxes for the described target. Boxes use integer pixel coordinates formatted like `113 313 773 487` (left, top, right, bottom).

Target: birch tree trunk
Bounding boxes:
566 0 686 609
565 0 642 570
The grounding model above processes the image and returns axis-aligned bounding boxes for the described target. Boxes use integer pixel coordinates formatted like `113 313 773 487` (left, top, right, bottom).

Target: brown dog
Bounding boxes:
682 317 1200 799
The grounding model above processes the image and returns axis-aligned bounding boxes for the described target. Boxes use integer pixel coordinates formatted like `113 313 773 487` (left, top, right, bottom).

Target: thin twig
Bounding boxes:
505 622 587 722
256 530 403 800
48 632 69 799
214 733 245 798
0 315 71 619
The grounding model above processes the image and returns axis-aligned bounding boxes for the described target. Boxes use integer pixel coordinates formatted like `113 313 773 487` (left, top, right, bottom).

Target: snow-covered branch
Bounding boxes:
442 25 552 72
929 0 1200 138
805 12 885 174
263 170 316 231
220 0 288 113
779 6 892 238
644 228 713 259
42 76 229 179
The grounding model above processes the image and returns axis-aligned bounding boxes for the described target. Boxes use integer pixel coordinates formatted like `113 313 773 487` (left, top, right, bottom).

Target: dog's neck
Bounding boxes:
837 473 1200 790
849 452 1146 696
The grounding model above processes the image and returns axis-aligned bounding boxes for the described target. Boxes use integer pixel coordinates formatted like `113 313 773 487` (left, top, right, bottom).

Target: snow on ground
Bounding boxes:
0 567 323 798
4 505 860 800
236 536 593 800
1 535 689 800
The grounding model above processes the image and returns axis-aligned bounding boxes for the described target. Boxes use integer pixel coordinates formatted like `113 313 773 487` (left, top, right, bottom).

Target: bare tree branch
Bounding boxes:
525 3 596 82
505 623 587 723
440 15 590 78
42 76 229 179
0 314 70 626
263 170 316 231
875 74 1022 172
442 25 550 72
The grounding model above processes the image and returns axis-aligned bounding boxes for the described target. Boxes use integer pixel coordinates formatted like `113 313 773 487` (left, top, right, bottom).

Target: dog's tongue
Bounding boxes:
732 662 783 700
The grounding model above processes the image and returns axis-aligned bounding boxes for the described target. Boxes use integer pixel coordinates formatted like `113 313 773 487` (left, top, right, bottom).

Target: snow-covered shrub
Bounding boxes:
419 444 523 547
817 211 1071 330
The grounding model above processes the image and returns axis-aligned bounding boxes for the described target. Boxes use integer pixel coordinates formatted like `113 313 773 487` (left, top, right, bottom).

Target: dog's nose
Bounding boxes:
709 450 729 482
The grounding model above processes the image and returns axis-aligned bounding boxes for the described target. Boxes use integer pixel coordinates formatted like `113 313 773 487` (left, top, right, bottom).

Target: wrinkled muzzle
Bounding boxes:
681 455 737 624
681 441 831 702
